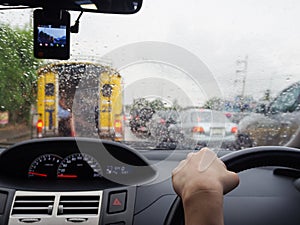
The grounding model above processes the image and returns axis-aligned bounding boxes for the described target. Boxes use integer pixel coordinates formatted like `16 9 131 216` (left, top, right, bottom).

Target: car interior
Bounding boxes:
0 0 300 225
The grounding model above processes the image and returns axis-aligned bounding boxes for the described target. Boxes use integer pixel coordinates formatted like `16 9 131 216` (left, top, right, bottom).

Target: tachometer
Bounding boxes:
57 153 102 179
28 154 62 179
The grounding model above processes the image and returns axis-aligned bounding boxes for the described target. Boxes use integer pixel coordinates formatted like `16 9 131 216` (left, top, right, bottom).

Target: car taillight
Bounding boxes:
225 113 232 118
114 120 122 133
160 119 166 124
36 119 43 138
192 126 204 133
231 126 238 134
36 120 43 129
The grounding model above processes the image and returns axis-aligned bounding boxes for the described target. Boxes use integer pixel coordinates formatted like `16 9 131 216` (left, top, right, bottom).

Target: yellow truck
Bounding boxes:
36 62 124 141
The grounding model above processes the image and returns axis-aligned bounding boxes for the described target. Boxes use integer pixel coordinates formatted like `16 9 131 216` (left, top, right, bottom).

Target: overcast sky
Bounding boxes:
2 0 300 106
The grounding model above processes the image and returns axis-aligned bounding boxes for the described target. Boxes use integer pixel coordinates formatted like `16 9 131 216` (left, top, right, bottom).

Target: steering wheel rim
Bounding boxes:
164 146 300 225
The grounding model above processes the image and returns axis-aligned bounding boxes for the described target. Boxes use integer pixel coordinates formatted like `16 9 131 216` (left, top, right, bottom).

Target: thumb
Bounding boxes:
223 171 239 194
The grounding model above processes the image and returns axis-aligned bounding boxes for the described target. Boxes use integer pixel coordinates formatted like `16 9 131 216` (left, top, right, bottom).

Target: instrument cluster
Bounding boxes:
28 153 102 179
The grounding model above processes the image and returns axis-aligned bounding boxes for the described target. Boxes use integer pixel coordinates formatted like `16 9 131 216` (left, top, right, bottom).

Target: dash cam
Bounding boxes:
34 9 70 60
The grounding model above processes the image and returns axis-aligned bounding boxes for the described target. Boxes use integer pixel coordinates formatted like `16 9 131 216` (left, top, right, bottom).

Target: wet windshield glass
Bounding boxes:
1 0 300 151
191 112 228 123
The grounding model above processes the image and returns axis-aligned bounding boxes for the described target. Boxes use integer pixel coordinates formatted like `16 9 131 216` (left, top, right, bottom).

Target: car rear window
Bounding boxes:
191 111 227 123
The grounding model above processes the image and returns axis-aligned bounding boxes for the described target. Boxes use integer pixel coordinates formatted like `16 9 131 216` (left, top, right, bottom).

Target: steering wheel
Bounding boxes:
164 146 300 225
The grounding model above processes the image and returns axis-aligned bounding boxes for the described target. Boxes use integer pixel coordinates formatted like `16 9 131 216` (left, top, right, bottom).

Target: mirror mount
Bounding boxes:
70 11 83 34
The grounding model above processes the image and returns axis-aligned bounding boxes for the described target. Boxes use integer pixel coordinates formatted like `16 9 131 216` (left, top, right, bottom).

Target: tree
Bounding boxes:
0 24 42 124
131 98 150 110
202 97 224 110
150 98 166 111
170 99 182 111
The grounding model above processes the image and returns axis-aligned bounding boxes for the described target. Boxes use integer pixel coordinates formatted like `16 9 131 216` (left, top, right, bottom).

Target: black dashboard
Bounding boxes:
0 138 157 186
0 138 300 225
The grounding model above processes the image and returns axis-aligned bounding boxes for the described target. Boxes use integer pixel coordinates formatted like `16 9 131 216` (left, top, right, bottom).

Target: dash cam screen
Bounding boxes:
37 25 67 47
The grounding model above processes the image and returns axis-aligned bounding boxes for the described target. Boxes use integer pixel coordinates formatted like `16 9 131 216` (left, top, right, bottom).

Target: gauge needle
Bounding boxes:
57 174 78 178
28 172 48 177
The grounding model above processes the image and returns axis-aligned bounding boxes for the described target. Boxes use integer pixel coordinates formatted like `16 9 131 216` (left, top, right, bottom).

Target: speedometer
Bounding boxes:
57 153 102 179
28 154 62 179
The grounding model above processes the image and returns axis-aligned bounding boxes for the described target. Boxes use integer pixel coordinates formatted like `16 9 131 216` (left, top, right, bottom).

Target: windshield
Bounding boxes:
1 0 300 151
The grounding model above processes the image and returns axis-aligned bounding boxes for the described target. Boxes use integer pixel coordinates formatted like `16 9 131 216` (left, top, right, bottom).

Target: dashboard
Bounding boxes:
0 138 157 186
0 137 299 225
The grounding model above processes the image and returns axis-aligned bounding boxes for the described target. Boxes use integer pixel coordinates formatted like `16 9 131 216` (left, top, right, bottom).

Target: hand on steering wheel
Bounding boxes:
168 146 300 225
172 148 239 199
172 148 239 225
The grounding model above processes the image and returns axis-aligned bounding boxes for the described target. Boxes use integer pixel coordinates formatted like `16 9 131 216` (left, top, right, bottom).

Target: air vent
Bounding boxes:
12 196 55 215
58 195 100 215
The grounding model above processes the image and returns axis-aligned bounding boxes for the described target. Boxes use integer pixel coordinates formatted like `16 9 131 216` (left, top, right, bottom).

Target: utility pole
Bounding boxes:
235 55 248 98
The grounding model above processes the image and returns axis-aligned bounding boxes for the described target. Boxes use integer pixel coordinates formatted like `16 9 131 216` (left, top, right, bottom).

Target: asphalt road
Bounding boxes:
124 124 139 141
0 123 155 149
0 124 31 146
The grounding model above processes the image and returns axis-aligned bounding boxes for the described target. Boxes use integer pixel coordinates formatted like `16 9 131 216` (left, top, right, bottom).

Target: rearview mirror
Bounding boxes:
0 0 143 14
86 0 142 14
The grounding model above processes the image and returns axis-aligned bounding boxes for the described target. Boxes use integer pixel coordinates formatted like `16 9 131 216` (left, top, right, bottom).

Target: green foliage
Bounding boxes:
149 99 166 111
130 98 181 113
0 24 42 123
170 99 182 111
203 97 224 110
203 95 256 112
131 98 151 111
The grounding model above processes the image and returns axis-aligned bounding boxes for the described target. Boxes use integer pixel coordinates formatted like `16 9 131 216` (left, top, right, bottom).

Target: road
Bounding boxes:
0 123 155 150
123 124 157 149
124 124 140 141
0 124 31 146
